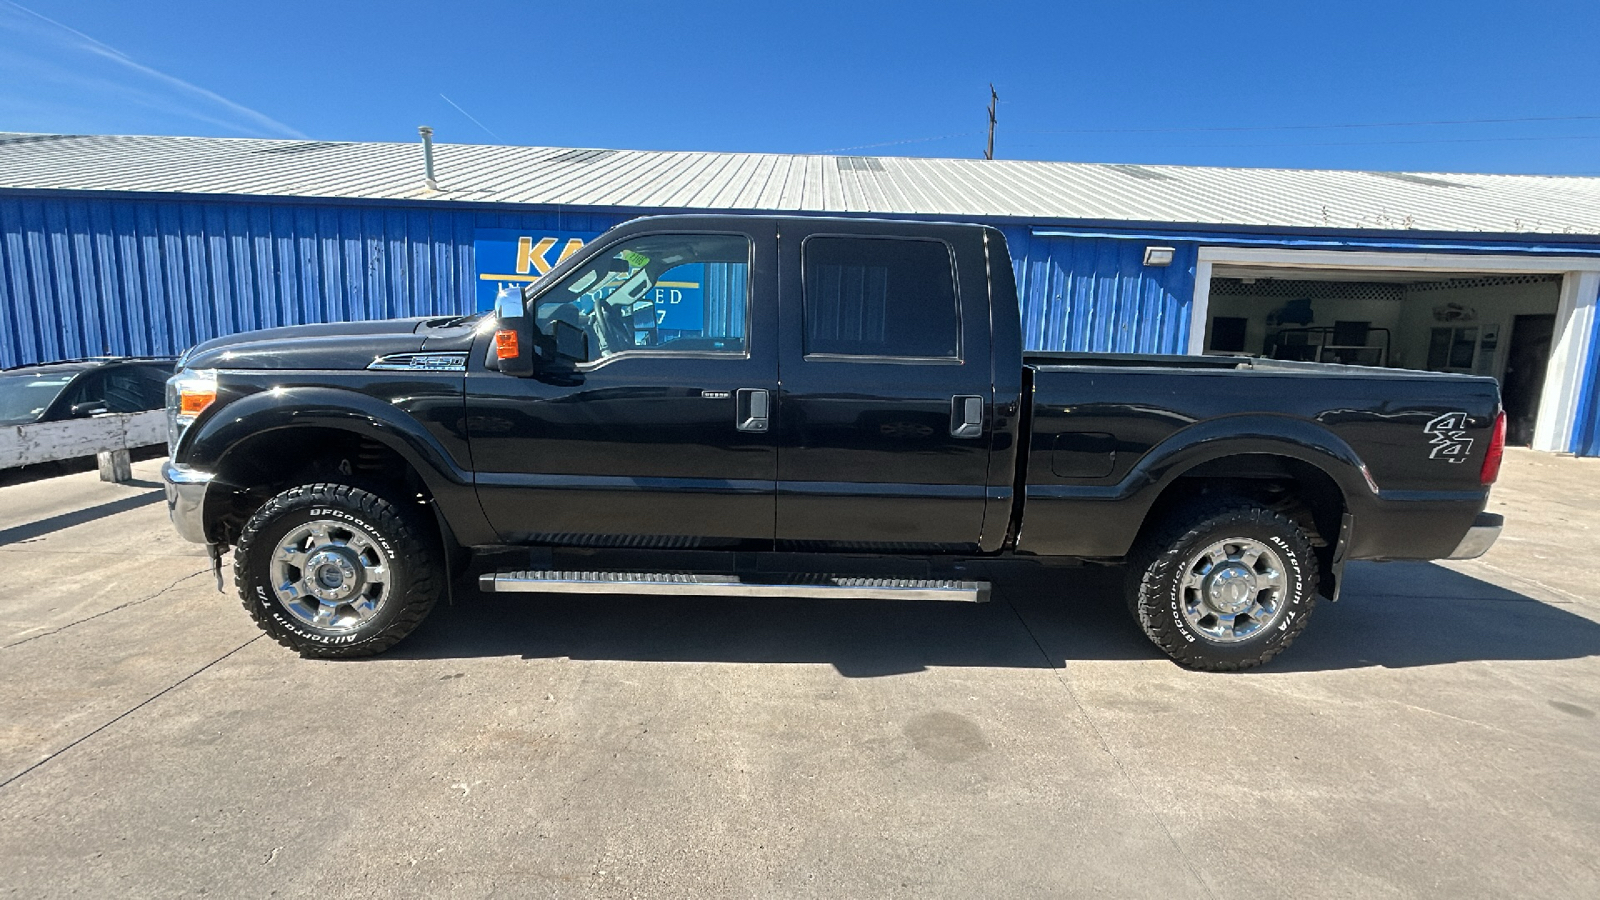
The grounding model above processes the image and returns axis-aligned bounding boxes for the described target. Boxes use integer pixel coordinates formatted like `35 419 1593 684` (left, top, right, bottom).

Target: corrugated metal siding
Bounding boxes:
1001 227 1197 353
703 262 746 339
0 195 1201 368
6 189 1600 458
0 193 626 368
1572 311 1600 455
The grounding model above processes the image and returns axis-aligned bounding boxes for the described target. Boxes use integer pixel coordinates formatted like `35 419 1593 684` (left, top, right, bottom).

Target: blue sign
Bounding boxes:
651 264 705 332
474 228 601 312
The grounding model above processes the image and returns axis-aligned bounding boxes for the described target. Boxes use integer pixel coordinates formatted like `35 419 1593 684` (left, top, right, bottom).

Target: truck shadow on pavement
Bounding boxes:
388 560 1600 676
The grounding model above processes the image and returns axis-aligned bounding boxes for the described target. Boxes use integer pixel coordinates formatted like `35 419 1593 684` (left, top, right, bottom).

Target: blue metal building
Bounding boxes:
4 133 1600 455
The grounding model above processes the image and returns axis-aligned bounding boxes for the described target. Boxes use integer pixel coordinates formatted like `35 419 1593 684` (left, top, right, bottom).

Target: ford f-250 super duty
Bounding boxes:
161 215 1505 670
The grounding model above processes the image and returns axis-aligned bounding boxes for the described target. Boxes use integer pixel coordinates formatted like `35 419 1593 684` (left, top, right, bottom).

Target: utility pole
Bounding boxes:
985 84 997 160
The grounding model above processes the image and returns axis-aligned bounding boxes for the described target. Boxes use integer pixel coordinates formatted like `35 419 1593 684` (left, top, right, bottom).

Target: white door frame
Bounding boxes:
1191 246 1600 453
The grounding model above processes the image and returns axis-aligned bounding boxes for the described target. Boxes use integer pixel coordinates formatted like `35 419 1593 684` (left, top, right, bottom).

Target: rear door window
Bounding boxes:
801 237 959 360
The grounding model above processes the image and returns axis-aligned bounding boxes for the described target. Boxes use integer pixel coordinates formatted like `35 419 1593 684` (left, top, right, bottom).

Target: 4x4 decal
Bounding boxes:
1424 412 1474 463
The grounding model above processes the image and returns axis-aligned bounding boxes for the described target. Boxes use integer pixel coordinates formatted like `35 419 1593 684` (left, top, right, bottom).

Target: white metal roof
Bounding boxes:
4 132 1600 237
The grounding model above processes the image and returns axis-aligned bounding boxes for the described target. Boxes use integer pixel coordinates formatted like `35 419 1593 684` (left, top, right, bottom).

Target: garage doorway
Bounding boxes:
1201 270 1561 445
1191 248 1600 453
1502 314 1555 445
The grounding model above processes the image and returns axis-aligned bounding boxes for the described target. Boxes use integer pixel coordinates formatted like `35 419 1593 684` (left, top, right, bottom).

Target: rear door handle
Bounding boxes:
951 395 984 438
737 388 769 432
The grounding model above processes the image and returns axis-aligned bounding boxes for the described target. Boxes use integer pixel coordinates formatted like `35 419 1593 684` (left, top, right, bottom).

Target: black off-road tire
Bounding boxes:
1126 499 1319 671
234 482 443 658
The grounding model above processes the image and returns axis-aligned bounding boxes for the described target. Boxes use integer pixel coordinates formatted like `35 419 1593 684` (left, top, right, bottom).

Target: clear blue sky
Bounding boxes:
4 0 1599 175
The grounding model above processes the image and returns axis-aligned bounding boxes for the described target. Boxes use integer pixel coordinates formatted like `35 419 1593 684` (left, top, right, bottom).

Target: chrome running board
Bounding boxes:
479 570 990 603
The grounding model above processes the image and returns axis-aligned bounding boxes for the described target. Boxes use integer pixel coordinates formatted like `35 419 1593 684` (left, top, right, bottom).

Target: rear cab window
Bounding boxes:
801 236 960 361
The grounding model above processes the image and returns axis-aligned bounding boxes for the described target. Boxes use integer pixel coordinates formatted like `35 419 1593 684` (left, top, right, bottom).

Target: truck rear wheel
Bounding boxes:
1126 499 1318 671
234 482 443 658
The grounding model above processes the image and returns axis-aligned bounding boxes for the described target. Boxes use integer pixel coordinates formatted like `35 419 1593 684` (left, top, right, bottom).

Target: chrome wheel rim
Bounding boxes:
269 519 390 634
1179 537 1287 644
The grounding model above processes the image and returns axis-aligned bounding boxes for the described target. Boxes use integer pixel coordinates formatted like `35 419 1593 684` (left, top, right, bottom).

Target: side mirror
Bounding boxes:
492 286 536 377
70 400 109 418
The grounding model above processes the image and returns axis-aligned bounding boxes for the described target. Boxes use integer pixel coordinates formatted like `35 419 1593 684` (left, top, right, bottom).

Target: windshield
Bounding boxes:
0 372 76 426
531 234 750 362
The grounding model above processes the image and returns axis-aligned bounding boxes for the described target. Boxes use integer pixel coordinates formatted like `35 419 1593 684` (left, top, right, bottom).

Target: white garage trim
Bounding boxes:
1191 246 1600 453
1188 259 1214 356
1195 247 1600 274
1533 271 1600 452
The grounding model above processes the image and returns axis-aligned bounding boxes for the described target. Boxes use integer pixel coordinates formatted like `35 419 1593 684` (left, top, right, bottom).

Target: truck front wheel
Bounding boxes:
233 482 443 657
1126 499 1318 671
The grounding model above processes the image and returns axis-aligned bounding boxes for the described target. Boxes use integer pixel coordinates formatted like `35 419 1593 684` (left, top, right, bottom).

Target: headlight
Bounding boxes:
166 369 217 456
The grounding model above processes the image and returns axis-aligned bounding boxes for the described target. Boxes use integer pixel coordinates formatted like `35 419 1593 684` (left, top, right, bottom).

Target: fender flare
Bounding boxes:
186 386 471 488
182 386 493 545
1123 415 1369 598
1023 414 1371 561
1126 414 1372 511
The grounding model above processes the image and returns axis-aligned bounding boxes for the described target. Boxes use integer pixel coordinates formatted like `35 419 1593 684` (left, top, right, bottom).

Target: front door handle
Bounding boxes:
951 395 984 438
737 388 769 432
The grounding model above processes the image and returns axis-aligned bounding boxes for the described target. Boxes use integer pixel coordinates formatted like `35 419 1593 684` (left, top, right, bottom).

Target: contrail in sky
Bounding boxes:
2 0 306 138
440 93 500 140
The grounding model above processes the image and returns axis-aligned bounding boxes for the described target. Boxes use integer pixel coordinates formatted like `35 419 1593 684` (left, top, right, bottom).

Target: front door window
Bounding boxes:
532 234 751 362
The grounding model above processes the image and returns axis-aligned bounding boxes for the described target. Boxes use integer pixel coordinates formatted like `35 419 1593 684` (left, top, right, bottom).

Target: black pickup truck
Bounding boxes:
162 215 1505 670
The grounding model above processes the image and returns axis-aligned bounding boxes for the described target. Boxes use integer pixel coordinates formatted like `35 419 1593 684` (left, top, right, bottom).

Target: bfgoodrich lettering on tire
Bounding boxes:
234 482 443 658
1126 499 1318 671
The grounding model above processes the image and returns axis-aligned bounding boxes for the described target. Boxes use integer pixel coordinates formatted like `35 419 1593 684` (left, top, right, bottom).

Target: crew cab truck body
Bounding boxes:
162 215 1505 670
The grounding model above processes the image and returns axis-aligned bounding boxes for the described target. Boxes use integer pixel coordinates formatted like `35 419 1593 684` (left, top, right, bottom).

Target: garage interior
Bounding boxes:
1202 268 1562 445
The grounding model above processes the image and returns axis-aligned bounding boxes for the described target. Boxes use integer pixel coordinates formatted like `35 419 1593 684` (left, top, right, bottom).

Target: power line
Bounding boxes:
821 131 987 154
821 114 1600 156
1009 133 1600 151
1018 114 1600 136
821 114 1600 157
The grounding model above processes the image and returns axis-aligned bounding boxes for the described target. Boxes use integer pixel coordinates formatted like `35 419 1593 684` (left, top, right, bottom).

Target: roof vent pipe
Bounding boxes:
418 125 438 191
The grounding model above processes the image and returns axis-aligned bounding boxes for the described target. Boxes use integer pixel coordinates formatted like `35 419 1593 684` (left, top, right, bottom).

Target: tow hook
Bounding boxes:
207 542 227 592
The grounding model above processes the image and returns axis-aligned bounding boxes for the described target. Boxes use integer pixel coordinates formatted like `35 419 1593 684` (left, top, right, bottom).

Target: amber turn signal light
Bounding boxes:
179 389 217 416
494 329 520 359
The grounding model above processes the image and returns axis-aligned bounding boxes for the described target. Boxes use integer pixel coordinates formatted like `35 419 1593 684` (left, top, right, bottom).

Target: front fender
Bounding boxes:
186 386 469 485
181 385 495 546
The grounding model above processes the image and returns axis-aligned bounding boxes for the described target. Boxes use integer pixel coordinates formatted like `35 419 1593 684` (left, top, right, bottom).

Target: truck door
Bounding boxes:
774 221 995 551
465 221 778 548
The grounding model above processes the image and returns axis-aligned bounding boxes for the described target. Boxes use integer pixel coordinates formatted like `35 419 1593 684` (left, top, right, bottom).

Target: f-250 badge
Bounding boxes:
1424 412 1474 463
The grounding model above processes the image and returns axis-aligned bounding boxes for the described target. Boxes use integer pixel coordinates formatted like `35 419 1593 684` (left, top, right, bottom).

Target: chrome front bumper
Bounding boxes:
1448 512 1503 560
161 460 213 544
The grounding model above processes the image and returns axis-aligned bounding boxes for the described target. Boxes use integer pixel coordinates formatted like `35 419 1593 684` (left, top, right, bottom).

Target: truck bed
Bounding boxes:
1024 351 1247 370
1016 354 1500 561
1024 351 1491 382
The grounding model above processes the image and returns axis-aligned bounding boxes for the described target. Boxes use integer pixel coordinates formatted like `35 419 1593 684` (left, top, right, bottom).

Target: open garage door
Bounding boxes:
1201 269 1562 445
1191 248 1600 454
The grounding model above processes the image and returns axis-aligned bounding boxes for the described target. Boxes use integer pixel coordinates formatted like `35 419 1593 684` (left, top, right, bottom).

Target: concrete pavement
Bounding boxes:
1 450 1597 898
